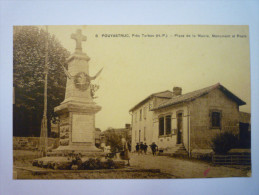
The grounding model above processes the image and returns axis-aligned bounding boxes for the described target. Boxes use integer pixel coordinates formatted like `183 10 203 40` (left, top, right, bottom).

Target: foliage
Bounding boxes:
103 127 132 152
80 158 115 170
13 26 70 137
211 131 239 154
106 132 123 153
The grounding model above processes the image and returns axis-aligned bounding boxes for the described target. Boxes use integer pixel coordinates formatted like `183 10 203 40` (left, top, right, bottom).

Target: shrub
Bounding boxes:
211 131 239 154
81 158 115 170
83 158 99 170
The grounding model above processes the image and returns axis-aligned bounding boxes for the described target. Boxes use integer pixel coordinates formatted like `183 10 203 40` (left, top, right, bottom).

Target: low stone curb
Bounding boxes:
15 166 161 174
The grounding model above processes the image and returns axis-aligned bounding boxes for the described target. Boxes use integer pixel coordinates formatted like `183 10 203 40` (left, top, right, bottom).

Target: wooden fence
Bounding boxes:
212 154 251 165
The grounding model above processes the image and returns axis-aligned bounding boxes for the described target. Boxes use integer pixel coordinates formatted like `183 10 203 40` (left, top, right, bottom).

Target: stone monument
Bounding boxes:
52 29 103 156
32 29 126 170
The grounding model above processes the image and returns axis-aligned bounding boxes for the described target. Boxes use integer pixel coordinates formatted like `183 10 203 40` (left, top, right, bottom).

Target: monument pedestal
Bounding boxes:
50 101 104 157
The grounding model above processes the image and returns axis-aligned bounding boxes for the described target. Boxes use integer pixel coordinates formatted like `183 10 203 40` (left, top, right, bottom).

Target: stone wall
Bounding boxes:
239 111 251 124
190 89 240 150
13 137 59 150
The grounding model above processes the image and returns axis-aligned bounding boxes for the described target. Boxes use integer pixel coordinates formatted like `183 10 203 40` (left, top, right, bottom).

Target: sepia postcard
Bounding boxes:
13 25 251 179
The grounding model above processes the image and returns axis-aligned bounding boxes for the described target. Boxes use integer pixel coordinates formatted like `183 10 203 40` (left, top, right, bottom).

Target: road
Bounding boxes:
129 153 250 178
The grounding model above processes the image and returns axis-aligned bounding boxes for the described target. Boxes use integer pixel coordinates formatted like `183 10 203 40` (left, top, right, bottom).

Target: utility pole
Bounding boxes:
39 25 49 157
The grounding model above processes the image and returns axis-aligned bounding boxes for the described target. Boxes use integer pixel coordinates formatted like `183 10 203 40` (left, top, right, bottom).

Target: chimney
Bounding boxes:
125 124 131 129
173 87 182 96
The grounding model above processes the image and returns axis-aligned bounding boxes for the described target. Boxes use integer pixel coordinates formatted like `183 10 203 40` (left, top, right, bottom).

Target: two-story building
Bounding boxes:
130 83 247 157
129 90 173 151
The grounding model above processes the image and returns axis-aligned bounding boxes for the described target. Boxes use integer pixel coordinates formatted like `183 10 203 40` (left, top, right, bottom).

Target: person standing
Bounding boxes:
121 138 130 166
128 142 131 152
140 142 144 155
143 143 148 154
136 143 140 155
150 142 158 156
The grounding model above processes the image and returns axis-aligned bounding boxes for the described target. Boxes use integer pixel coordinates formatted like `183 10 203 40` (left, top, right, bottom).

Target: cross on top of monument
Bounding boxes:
71 29 87 53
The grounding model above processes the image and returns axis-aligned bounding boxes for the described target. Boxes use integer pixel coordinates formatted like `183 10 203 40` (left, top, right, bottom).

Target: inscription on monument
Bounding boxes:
72 114 94 142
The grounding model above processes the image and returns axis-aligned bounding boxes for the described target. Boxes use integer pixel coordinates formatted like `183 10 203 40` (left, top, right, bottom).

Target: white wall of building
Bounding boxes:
153 104 189 150
131 97 190 152
131 99 155 151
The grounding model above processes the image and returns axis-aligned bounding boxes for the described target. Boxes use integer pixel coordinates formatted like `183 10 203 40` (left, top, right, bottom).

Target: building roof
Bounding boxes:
152 83 246 110
129 90 173 112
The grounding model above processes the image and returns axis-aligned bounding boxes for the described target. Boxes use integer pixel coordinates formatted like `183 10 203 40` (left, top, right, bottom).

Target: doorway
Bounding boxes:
177 113 183 144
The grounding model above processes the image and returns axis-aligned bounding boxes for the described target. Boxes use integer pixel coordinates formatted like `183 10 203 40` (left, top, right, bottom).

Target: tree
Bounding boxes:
13 26 70 137
106 132 123 153
103 127 132 153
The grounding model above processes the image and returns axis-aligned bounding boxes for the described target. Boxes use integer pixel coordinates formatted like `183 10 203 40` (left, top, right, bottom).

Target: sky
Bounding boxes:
45 25 250 131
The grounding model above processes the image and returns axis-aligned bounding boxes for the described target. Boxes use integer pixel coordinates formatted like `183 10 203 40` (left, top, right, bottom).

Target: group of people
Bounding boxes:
135 142 148 154
135 142 158 156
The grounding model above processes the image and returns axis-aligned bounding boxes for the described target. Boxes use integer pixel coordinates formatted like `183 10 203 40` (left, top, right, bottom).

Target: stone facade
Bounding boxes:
189 89 240 151
130 83 247 156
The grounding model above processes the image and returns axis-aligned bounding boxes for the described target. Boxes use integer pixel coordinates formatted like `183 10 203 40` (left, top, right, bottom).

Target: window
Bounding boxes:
144 127 146 141
140 109 142 121
159 117 164 136
135 112 137 122
149 102 153 110
210 110 222 129
159 115 172 136
166 115 171 135
144 107 147 119
139 130 141 142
